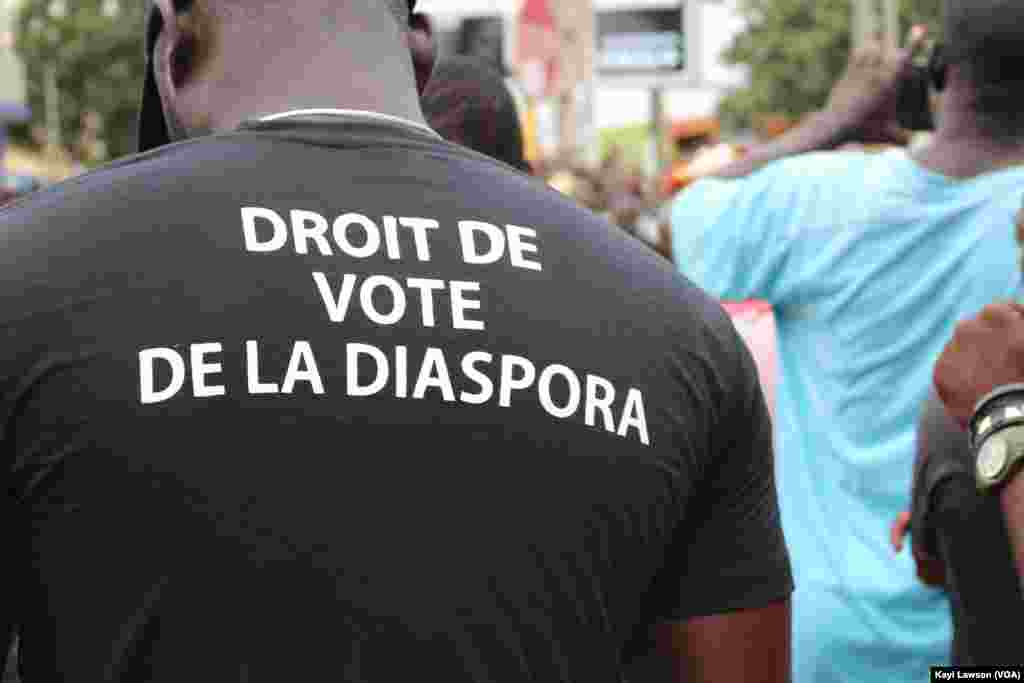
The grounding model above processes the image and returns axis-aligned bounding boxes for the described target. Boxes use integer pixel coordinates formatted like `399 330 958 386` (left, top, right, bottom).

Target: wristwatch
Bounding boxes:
969 384 1024 492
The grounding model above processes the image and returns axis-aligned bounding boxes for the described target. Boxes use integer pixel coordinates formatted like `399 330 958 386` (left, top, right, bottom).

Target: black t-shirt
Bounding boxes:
0 117 792 682
912 391 1024 665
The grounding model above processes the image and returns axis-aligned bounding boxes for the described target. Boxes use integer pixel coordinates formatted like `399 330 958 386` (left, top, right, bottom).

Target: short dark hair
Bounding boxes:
943 0 1024 139
421 57 530 173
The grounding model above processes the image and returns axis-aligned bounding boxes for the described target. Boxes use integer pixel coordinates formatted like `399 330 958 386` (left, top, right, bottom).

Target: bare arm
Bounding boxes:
933 302 1024 588
711 113 845 179
653 600 791 683
711 28 923 180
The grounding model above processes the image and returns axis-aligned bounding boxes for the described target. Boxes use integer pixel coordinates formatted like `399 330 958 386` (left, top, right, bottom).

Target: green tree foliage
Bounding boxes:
12 0 147 162
718 0 943 132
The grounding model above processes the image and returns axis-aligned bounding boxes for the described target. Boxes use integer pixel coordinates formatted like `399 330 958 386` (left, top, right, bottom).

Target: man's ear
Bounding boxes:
151 0 183 101
151 0 207 140
408 13 436 94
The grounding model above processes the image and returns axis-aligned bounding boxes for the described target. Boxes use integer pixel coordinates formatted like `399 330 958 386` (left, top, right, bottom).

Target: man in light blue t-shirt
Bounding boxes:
671 2 1024 681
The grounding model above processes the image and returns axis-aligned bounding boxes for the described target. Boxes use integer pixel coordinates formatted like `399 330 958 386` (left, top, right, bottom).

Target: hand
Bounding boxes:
822 25 927 146
891 511 912 552
934 302 1024 428
891 511 947 586
1016 200 1024 270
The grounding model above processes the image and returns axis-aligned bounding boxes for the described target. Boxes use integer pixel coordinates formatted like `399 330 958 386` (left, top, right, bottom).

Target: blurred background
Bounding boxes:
0 0 942 209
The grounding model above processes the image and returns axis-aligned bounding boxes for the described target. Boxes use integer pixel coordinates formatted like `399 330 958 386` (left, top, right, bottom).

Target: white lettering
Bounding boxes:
381 216 402 260
499 355 536 407
413 347 456 402
406 278 445 327
506 225 542 271
246 341 279 394
290 210 332 256
395 345 408 398
347 343 389 397
618 389 650 446
538 364 581 418
450 281 485 331
332 213 381 259
585 375 616 432
190 343 225 398
399 217 439 262
242 207 288 253
312 272 358 323
360 275 407 326
458 220 506 265
282 341 325 395
460 352 494 404
139 348 186 404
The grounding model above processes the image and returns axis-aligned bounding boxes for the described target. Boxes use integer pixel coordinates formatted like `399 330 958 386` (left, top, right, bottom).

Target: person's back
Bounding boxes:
0 1 793 680
760 150 1021 677
670 1 1024 678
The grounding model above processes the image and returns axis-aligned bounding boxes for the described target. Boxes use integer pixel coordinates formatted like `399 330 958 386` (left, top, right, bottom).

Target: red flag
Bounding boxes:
516 0 559 98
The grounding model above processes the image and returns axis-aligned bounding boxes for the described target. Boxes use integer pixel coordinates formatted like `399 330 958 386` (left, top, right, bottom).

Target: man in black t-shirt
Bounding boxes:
892 390 1024 664
0 1 792 680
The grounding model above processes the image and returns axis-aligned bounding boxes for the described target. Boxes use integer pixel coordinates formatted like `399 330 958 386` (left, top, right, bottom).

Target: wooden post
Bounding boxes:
553 0 594 160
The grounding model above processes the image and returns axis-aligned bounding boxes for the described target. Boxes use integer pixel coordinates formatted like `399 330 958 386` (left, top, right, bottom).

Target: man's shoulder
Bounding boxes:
765 148 896 182
674 149 887 219
1 143 208 221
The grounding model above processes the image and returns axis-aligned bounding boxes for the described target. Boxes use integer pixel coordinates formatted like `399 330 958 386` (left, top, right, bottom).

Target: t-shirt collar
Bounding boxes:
256 108 442 141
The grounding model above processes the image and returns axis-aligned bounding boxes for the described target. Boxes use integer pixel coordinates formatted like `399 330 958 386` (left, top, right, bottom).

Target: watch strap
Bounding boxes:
975 425 1024 492
969 384 1024 451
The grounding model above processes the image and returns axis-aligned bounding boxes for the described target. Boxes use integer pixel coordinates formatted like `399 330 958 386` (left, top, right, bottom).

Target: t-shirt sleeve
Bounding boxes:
647 326 794 622
911 390 973 558
670 166 797 304
670 153 863 307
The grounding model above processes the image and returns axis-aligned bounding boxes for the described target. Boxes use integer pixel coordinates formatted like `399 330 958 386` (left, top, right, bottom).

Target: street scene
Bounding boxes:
2 0 1024 680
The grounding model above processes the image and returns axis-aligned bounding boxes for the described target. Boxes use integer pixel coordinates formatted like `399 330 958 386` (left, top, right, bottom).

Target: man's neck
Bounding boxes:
213 95 428 133
913 128 1024 179
202 46 426 133
912 99 1024 179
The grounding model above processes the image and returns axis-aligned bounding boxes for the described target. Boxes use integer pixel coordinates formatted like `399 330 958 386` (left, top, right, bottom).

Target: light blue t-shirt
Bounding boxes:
672 149 1024 683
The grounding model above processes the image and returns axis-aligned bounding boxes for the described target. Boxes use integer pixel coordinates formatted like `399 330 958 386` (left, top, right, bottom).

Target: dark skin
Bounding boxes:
407 12 435 94
151 0 429 137
141 3 792 680
664 26 1024 256
934 300 1024 586
654 601 792 683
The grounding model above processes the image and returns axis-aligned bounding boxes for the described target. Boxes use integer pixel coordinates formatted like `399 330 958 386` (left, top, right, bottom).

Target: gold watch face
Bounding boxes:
978 437 1009 482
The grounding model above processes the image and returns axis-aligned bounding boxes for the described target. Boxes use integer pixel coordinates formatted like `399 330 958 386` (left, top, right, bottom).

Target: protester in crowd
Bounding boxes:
0 187 17 207
932 302 1024 587
890 387 1024 664
669 1 1024 679
888 201 1024 666
659 118 724 199
1 0 793 680
421 56 531 173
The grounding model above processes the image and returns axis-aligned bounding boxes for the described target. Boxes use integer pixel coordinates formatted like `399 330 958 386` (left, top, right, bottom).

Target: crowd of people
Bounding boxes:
3 0 1024 681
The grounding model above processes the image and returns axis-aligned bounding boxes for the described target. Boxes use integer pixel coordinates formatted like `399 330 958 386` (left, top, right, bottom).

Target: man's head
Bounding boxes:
937 0 1024 140
139 0 427 153
421 57 530 174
